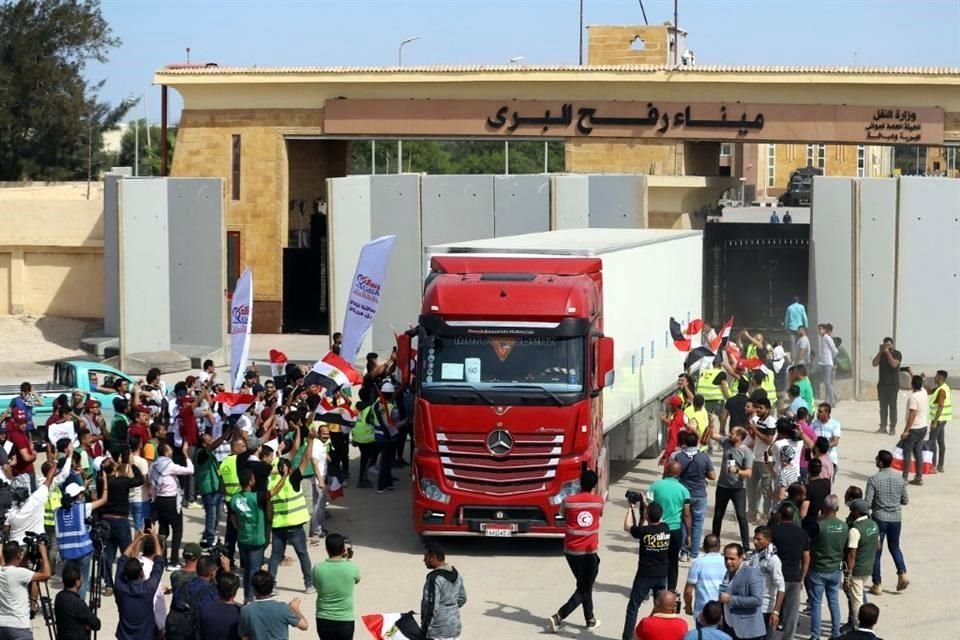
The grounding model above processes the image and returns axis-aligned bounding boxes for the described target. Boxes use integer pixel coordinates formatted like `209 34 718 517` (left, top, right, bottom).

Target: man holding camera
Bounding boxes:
312 533 360 640
872 338 903 435
548 469 603 633
620 497 670 640
0 538 52 639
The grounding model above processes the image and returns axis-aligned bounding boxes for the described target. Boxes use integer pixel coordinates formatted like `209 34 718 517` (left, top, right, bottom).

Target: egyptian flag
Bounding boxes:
709 317 734 353
316 397 359 427
683 346 717 373
212 392 256 415
269 349 288 377
361 612 420 640
742 357 766 370
328 476 345 502
308 352 363 392
670 317 692 352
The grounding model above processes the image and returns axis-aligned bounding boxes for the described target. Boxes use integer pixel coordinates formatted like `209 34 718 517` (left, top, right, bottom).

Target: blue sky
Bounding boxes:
90 0 960 123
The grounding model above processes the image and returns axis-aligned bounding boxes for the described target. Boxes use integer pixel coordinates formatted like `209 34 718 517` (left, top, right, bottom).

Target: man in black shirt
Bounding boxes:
620 501 670 640
238 442 274 493
720 378 751 434
872 338 903 435
55 562 101 640
772 502 809 640
98 457 144 594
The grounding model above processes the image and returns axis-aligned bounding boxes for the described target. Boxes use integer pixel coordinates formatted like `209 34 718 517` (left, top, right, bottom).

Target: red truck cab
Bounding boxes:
398 255 614 537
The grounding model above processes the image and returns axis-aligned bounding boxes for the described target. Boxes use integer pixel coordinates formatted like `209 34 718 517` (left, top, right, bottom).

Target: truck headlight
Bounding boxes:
549 479 581 506
419 477 451 504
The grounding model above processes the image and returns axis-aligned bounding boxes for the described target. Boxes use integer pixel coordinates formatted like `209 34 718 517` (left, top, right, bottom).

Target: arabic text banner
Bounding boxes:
230 268 253 391
340 236 397 365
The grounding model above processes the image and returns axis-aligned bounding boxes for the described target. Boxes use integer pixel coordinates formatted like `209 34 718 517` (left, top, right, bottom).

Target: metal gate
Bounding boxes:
703 222 810 334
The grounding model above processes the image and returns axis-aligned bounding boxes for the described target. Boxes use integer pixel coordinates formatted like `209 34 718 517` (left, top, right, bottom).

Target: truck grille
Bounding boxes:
436 431 563 495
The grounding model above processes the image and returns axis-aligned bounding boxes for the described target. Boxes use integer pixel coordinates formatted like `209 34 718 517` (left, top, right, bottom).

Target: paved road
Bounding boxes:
27 399 957 639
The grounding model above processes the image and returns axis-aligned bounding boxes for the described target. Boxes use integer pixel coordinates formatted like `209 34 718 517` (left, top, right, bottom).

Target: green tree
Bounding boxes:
0 0 132 180
349 140 565 175
116 119 177 176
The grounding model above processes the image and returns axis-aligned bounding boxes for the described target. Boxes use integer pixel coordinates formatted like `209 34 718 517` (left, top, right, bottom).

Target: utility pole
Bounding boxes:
673 0 679 66
397 36 421 174
579 0 584 65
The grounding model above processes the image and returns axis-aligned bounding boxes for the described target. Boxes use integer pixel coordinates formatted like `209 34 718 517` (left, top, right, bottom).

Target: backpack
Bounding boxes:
164 579 217 640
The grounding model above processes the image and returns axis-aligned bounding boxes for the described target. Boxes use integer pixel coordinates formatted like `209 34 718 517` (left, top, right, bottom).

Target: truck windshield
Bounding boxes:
420 332 585 393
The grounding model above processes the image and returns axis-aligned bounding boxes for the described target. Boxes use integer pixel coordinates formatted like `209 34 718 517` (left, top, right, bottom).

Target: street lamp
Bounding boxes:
509 56 525 63
505 56 525 174
397 36 421 173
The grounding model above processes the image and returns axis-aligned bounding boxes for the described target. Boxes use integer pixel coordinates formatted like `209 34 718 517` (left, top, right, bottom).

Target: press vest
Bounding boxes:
697 367 726 402
562 492 604 555
44 487 60 528
55 503 93 560
270 472 310 528
930 383 952 422
351 407 376 444
231 491 266 547
219 455 241 497
851 517 879 577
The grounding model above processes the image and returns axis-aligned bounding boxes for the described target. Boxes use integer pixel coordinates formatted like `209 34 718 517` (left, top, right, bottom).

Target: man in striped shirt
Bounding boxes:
549 469 603 633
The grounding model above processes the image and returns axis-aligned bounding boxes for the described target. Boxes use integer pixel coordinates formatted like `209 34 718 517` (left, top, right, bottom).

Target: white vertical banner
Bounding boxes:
340 235 397 365
230 268 253 391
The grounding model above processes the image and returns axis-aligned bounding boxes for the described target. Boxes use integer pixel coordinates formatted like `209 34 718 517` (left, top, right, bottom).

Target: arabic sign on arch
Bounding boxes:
323 99 944 145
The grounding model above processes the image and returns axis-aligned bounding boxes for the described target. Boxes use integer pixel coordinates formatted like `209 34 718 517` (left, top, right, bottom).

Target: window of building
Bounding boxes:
720 143 732 157
231 134 241 200
766 144 776 188
227 231 241 286
806 143 826 171
857 145 866 177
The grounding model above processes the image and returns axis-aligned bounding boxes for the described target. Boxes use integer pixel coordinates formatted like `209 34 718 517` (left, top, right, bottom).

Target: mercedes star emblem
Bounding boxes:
486 429 514 456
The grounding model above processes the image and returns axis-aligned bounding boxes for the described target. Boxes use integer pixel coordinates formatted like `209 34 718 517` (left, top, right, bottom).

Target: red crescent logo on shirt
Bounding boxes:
577 511 594 528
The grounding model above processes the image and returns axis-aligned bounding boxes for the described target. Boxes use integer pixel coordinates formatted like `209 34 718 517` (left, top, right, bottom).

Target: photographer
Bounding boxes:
0 538 52 637
54 561 101 640
6 446 71 543
312 533 360 640
620 498 670 640
55 479 109 602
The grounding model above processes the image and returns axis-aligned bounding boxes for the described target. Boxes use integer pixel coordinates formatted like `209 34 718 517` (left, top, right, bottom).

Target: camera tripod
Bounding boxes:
27 553 57 640
88 538 105 640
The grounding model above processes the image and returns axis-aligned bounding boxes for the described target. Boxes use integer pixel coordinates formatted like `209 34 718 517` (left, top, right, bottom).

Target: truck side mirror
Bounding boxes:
596 336 615 389
396 333 412 386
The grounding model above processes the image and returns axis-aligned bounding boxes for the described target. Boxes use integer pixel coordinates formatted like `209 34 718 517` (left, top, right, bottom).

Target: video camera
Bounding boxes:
23 531 50 563
625 490 647 519
86 517 111 551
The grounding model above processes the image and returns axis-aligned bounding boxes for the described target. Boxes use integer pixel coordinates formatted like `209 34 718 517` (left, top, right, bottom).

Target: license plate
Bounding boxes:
481 524 515 537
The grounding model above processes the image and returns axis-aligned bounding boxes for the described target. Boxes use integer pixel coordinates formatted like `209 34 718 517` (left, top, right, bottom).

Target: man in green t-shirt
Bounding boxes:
793 365 815 409
808 494 848 640
646 461 692 591
231 467 285 603
312 533 361 639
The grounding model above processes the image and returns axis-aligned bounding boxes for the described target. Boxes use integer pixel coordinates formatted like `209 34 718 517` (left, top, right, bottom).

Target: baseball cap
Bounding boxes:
849 498 870 514
64 483 84 498
667 396 683 408
84 399 101 409
182 543 203 560
380 381 396 394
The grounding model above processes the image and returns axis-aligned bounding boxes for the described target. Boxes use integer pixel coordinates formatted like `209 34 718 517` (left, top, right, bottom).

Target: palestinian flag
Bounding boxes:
362 612 419 640
212 392 256 415
269 349 288 377
328 476 345 501
307 352 363 392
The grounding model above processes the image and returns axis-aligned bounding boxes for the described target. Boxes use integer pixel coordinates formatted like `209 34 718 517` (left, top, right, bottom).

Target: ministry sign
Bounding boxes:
324 99 944 145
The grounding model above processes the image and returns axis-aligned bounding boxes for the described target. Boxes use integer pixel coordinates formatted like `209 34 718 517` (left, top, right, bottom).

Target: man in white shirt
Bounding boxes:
5 450 72 543
0 537 52 636
746 398 777 523
900 375 929 486
309 425 330 542
811 403 842 473
795 327 811 367
817 324 839 406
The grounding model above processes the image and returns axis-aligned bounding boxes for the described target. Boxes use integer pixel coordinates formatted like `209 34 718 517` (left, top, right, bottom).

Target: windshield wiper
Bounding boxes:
492 384 564 406
426 384 495 405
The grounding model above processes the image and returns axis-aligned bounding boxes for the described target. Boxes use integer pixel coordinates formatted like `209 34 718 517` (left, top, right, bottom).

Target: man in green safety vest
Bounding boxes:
697 359 730 435
267 428 315 593
928 370 951 473
219 434 248 566
842 499 879 635
230 467 284 603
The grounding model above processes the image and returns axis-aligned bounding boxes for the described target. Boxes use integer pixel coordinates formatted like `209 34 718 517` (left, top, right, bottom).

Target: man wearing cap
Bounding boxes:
842 499 879 635
6 407 37 492
170 542 202 593
371 380 401 494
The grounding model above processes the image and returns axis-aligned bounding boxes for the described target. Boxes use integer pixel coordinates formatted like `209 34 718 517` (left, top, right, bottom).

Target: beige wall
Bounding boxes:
0 186 104 317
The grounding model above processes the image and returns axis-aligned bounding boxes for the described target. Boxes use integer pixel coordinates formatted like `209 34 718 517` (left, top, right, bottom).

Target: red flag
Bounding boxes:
685 319 704 336
269 349 288 376
741 357 765 370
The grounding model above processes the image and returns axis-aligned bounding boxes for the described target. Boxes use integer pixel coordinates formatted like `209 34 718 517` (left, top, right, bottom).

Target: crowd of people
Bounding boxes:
549 311 948 640
0 338 467 640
